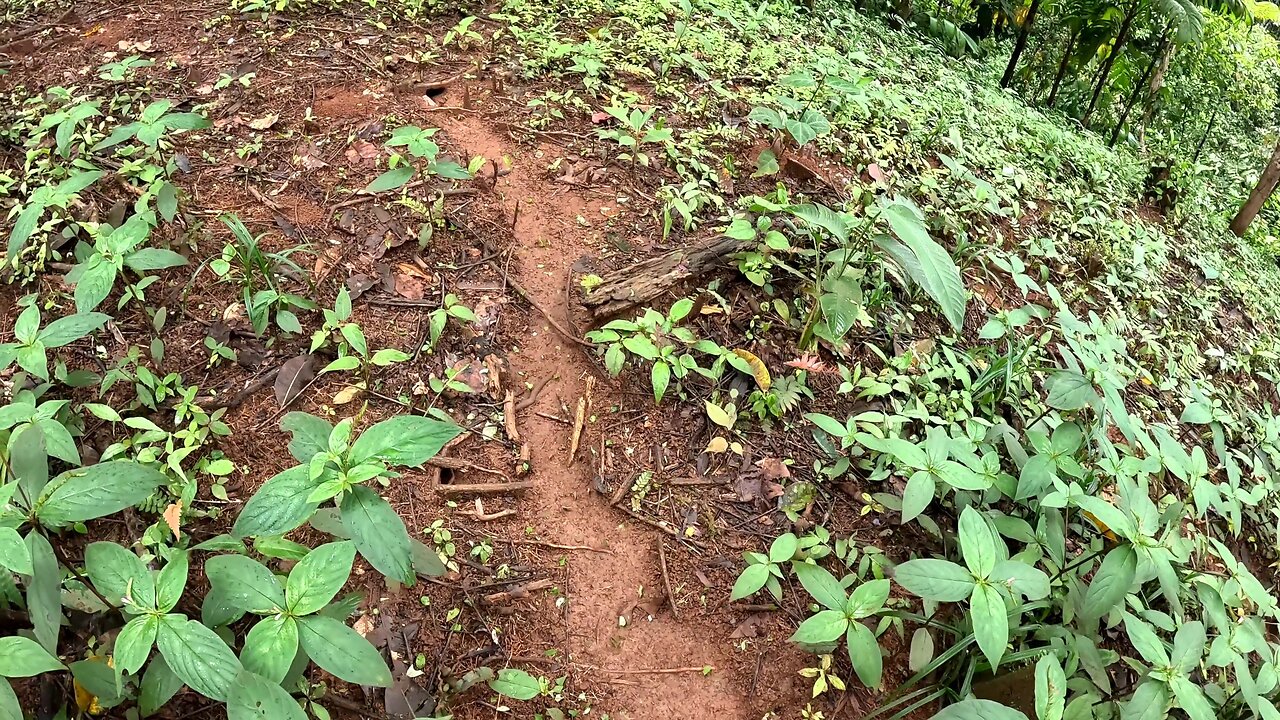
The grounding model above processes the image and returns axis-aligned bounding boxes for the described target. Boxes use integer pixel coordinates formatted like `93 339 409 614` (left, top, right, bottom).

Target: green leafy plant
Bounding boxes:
203 541 392 686
212 213 314 335
0 301 110 380
597 103 673 169
730 532 798 601
232 412 462 585
67 211 187 312
364 125 471 194
92 100 210 153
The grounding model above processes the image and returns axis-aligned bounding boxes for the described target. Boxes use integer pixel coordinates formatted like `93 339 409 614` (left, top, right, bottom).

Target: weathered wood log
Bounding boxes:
581 236 746 319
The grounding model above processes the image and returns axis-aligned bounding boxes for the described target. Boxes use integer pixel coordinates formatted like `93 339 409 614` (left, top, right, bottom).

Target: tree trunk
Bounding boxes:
1137 41 1176 145
1109 31 1169 147
1001 0 1043 88
1046 26 1080 108
1230 136 1280 237
1083 1 1139 128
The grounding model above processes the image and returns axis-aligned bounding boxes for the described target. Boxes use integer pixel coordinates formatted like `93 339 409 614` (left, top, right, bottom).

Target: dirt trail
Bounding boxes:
435 98 748 719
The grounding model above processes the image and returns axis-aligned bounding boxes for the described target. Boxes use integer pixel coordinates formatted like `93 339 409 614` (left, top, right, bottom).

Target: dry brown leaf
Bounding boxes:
756 457 790 481
162 501 183 540
248 113 279 130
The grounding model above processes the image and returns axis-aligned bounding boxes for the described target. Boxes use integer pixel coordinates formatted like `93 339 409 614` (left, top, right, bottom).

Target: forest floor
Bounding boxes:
6 0 1280 719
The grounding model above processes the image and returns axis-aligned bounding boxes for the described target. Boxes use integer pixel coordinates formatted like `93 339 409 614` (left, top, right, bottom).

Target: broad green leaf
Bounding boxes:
651 361 670 404
1170 676 1215 720
155 551 189 612
901 471 935 522
1121 680 1170 720
20 535 60 655
788 203 848 244
807 413 850 439
990 560 1050 600
1123 613 1170 666
769 534 798 563
1045 371 1097 411
489 668 542 700
0 636 64 677
788 609 848 644
846 579 890 619
85 541 155 610
0 528 32 576
846 621 882 688
296 615 392 687
1074 495 1135 540
125 248 188 271
792 562 847 611
1082 546 1137 621
730 563 769 600
933 699 1029 720
139 655 183 717
411 539 447 577
227 670 308 720
72 258 117 313
1016 455 1056 501
854 433 928 469
241 616 299 684
971 583 1009 670
1171 620 1206 674
232 465 322 538
894 559 974 602
704 400 735 429
364 165 415 193
280 412 331 463
909 628 934 672
205 555 286 614
341 486 413 585
1035 653 1067 720
877 196 966 331
286 541 356 615
157 615 243 701
0 679 20 720
35 461 168 525
38 312 111 348
958 507 998 578
113 615 158 676
348 415 461 467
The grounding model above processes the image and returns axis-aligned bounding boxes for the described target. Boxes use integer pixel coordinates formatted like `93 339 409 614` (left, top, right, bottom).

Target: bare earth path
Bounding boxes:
437 94 750 720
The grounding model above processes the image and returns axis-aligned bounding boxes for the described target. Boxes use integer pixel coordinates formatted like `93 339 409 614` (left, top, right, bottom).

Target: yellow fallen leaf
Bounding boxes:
162 501 183 541
334 382 366 404
732 349 771 390
706 437 728 453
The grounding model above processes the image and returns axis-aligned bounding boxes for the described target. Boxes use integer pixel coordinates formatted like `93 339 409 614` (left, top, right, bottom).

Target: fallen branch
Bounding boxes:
581 236 747 319
436 480 534 497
